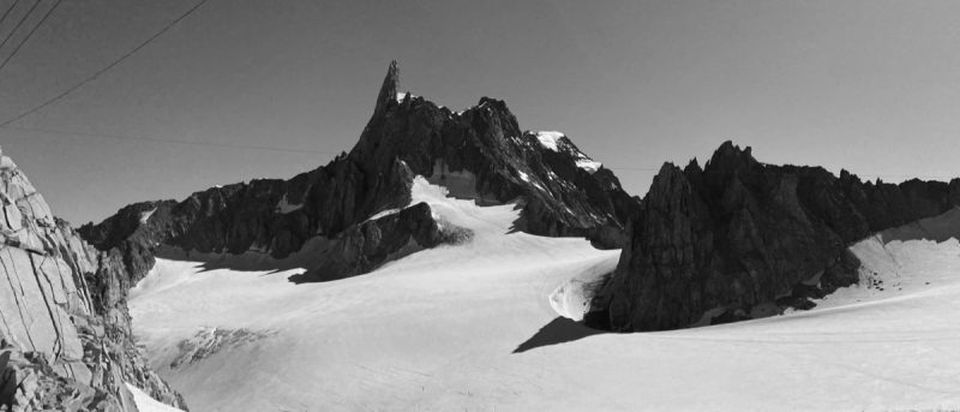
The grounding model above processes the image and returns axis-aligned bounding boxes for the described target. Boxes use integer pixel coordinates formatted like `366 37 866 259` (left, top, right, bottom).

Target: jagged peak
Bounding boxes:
662 161 684 174
704 140 759 174
374 60 400 115
367 63 517 129
642 162 697 210
838 168 863 183
712 140 752 160
651 162 686 187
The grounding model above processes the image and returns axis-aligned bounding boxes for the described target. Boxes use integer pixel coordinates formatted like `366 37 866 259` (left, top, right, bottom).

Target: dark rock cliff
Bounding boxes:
0 147 185 411
587 141 960 332
80 61 638 284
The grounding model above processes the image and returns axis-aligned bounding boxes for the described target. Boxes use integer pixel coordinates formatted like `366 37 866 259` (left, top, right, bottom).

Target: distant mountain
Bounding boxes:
0 146 184 410
586 141 960 332
80 61 638 285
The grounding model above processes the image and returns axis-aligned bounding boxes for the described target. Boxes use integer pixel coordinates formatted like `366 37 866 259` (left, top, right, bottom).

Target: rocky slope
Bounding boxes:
0 147 185 411
80 61 638 284
587 141 960 332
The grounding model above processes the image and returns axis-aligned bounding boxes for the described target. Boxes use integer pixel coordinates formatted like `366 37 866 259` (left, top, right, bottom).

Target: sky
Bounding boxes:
2 0 960 224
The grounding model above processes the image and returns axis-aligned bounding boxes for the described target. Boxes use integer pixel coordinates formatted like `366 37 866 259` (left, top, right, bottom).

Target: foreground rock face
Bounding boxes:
0 147 185 410
80 61 638 285
588 142 960 332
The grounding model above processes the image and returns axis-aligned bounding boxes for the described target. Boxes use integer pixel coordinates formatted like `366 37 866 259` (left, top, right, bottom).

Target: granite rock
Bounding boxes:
587 141 960 332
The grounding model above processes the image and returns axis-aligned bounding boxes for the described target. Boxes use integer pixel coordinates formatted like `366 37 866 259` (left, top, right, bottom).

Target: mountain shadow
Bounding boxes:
513 317 607 354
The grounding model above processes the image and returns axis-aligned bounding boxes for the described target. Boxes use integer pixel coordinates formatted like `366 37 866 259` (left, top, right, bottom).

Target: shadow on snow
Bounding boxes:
513 316 607 354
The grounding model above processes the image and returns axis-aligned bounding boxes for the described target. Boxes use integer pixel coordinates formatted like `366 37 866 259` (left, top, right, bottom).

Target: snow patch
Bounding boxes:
275 194 303 214
575 158 602 174
126 383 184 412
530 130 604 174
367 208 400 221
517 170 547 192
395 91 417 102
808 235 960 310
140 208 157 224
534 131 565 151
549 261 616 321
806 208 960 311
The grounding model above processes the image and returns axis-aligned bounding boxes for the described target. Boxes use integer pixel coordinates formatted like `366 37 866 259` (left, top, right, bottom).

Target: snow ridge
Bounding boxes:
535 131 564 151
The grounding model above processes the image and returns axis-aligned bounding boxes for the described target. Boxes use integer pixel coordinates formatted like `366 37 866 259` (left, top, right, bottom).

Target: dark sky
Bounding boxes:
3 0 960 224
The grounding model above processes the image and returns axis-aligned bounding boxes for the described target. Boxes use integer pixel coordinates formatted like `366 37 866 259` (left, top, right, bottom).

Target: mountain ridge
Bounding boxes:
80 61 639 286
586 141 960 332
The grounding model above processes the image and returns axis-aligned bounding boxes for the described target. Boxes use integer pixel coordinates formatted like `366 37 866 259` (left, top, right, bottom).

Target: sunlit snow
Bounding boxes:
395 91 417 103
126 383 184 412
575 158 602 174
366 207 400 221
129 181 960 411
140 208 157 224
516 170 546 191
534 131 564 151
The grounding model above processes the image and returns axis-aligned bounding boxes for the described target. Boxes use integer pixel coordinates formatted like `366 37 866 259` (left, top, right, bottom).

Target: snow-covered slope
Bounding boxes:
126 383 185 412
129 180 960 411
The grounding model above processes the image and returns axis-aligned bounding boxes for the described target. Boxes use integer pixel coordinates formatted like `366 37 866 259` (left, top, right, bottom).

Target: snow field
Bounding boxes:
129 181 960 411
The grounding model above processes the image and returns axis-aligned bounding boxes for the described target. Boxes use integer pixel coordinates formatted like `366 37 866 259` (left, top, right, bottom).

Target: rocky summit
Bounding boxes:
0 146 185 411
586 141 960 332
80 61 639 284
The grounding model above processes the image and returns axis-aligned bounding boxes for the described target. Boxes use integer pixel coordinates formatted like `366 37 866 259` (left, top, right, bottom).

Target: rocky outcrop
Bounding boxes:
290 201 472 283
0 147 184 410
587 141 960 332
80 61 639 286
1 341 119 411
80 157 423 285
